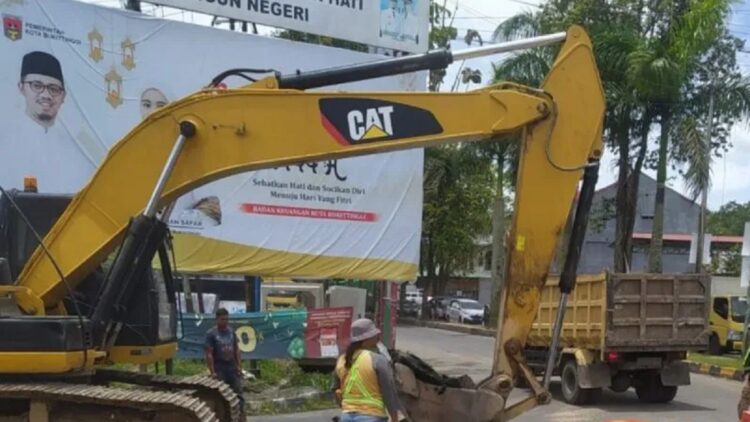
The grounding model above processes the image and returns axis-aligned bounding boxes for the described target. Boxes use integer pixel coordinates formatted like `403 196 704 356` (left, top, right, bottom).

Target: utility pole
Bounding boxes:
696 85 714 273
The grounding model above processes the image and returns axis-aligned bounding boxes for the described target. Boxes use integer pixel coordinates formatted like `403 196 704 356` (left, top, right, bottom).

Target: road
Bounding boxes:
250 326 743 422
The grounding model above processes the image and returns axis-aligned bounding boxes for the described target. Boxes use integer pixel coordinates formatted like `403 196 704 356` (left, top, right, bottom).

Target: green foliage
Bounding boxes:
707 201 750 235
421 145 496 280
428 1 457 91
709 244 742 276
492 0 748 272
170 359 206 376
589 197 617 234
687 351 743 369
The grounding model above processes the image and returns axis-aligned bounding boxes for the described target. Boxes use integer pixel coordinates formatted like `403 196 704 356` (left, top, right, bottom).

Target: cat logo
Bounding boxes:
320 98 443 146
3 14 22 41
347 106 394 141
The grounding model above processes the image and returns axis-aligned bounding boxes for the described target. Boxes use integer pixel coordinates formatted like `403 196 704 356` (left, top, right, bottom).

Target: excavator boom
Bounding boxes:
3 25 605 422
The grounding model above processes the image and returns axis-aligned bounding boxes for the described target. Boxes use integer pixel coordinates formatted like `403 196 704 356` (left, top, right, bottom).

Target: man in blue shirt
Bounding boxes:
205 308 245 413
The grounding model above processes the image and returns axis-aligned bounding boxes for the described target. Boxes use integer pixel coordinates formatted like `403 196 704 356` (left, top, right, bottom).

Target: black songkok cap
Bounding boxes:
21 51 63 85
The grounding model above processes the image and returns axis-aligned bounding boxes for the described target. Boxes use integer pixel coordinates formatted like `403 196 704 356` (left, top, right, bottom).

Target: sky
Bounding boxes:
82 0 750 211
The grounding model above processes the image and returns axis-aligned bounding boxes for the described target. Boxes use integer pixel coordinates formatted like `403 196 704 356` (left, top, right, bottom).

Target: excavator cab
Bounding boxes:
0 189 178 366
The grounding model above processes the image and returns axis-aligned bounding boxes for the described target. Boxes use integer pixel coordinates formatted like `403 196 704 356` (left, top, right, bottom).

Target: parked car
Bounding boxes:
447 298 485 324
400 299 421 318
427 296 450 320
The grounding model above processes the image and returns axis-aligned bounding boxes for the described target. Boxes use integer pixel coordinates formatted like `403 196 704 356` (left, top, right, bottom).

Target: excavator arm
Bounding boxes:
8 25 604 421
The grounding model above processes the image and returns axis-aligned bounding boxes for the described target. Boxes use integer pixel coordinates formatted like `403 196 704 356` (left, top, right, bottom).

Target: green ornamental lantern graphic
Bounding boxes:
287 336 305 358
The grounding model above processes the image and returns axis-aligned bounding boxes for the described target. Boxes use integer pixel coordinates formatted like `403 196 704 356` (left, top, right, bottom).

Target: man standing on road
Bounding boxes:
205 308 245 414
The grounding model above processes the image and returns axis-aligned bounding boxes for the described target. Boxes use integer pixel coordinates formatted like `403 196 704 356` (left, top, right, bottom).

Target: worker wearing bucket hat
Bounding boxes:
332 318 404 422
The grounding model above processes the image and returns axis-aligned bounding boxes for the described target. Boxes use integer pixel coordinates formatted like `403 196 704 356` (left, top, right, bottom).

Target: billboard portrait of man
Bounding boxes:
2 50 95 193
18 51 66 131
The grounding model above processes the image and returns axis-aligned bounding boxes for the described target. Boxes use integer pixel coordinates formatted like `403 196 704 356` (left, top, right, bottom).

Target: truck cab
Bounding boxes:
709 295 747 355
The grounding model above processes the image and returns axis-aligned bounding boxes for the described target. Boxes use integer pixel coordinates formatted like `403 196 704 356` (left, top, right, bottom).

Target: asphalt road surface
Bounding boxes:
250 326 743 422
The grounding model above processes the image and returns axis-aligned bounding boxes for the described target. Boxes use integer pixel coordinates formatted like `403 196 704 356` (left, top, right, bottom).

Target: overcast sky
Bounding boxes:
84 0 750 211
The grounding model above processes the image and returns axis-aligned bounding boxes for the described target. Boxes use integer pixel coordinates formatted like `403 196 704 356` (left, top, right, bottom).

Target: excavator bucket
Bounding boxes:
392 351 508 422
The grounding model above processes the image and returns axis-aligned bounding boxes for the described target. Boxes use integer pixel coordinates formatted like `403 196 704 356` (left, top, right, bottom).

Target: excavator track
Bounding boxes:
0 382 219 422
93 369 242 422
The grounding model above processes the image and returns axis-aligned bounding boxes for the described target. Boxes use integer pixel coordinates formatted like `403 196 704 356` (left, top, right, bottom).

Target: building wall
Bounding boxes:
478 278 493 306
578 174 700 273
711 276 745 297
463 174 704 301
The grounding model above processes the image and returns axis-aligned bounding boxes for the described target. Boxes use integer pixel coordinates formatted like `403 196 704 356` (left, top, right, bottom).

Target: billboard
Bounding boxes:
147 0 430 53
0 0 425 281
177 307 353 360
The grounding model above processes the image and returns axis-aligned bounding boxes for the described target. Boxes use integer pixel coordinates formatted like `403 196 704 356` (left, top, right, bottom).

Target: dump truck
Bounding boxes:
524 272 710 405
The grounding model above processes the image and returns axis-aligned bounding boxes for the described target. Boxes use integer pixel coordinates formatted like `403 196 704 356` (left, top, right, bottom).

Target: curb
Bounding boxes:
687 361 745 382
399 317 495 337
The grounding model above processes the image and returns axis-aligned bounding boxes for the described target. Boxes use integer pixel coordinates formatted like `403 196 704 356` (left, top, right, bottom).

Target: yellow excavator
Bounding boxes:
0 25 604 422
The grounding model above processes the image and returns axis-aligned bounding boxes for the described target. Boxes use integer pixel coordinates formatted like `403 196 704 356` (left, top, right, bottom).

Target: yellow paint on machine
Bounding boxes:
0 350 99 373
164 233 418 281
108 343 178 365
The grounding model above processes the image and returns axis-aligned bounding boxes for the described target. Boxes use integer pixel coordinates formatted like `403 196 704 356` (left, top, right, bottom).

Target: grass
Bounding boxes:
104 358 337 415
257 359 333 391
255 396 336 416
171 359 208 376
687 352 744 369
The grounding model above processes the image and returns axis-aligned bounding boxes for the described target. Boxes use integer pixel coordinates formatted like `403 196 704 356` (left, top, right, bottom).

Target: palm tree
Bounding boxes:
636 0 735 272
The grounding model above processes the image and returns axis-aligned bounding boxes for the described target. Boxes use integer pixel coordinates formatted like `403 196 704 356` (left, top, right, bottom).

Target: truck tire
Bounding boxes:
561 360 591 405
635 373 678 403
708 334 722 355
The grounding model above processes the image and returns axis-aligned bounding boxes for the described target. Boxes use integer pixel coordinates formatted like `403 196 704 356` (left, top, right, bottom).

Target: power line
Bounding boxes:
505 0 541 7
452 16 512 20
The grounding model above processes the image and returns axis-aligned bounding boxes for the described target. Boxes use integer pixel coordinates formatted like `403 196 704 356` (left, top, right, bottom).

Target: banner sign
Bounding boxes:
0 0 424 281
304 307 353 358
147 0 430 53
177 307 353 359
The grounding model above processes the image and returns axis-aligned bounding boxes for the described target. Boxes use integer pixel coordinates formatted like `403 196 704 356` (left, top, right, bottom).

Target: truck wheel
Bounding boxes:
635 373 678 403
708 334 722 355
561 360 590 405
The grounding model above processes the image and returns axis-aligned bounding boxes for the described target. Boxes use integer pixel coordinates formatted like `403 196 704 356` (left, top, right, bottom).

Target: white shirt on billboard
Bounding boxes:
380 7 402 40
1 114 96 194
